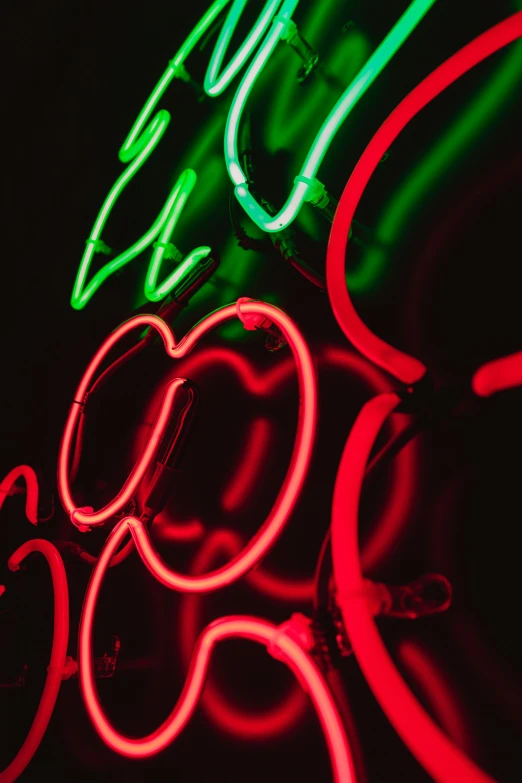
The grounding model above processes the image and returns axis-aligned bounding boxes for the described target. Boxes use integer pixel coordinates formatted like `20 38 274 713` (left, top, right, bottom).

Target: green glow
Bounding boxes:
71 0 230 310
204 0 283 97
119 0 231 164
225 0 437 232
265 0 370 152
144 169 211 302
349 11 522 293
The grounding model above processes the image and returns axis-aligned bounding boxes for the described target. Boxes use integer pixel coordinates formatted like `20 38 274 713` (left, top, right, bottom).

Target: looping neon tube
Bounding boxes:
71 166 210 310
58 300 317 537
204 0 284 97
79 531 356 780
326 11 522 386
0 540 69 783
225 0 437 232
0 465 40 525
72 0 294 309
331 393 496 783
70 0 232 310
178 528 310 740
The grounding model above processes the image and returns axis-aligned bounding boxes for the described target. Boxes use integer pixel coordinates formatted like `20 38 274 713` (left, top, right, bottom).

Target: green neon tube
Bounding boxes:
71 0 230 310
144 169 211 302
348 1 522 293
204 0 284 97
225 0 438 233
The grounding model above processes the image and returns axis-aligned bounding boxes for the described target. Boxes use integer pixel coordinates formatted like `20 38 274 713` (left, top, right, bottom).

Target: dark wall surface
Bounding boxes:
1 1 521 780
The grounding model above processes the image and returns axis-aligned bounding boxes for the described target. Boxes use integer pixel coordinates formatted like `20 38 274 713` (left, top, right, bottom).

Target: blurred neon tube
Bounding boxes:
178 528 309 740
225 0 437 232
59 301 316 537
327 11 522 386
472 350 522 397
331 393 496 783
79 534 356 781
0 540 69 783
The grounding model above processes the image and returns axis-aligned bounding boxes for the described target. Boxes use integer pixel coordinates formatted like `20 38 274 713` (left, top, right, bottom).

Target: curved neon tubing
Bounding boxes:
71 0 230 310
225 0 437 232
0 465 39 525
327 11 522 386
0 540 69 783
348 5 522 295
178 529 308 740
147 342 417 572
472 350 522 397
397 640 473 754
143 168 210 303
72 166 210 309
79 539 355 781
331 393 495 783
60 375 189 528
204 0 284 96
59 301 317 534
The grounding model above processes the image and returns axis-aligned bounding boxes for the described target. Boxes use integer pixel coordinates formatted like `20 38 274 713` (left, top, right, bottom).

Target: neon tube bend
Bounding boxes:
79 534 355 781
178 529 309 740
331 393 495 783
204 0 284 96
225 0 437 232
326 11 522 386
59 301 317 536
71 0 230 310
0 465 39 525
0 540 69 783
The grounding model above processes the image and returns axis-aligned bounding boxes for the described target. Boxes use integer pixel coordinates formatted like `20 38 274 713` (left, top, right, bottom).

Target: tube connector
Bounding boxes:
267 613 314 664
369 574 453 620
152 241 184 263
278 18 319 82
296 176 338 223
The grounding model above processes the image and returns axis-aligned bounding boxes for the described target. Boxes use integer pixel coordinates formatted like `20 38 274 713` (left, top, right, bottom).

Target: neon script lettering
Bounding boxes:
71 0 286 310
72 0 437 308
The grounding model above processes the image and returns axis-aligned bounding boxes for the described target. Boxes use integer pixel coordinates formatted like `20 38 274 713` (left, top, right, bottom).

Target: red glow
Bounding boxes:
1 540 69 783
152 517 205 542
327 11 522 386
397 639 473 755
222 417 273 512
322 347 418 573
0 465 40 525
79 521 356 780
58 302 317 539
331 393 495 782
178 529 309 740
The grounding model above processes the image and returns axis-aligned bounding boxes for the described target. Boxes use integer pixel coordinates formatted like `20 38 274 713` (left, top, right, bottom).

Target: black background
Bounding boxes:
1 1 521 780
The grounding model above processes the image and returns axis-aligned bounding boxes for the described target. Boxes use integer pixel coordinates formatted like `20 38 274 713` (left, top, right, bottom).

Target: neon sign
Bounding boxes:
71 0 438 309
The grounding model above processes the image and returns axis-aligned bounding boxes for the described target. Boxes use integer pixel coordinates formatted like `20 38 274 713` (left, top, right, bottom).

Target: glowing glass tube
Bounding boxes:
204 0 284 96
225 0 437 232
58 301 317 567
0 540 69 783
71 0 230 310
326 11 522 386
79 543 356 782
331 393 496 783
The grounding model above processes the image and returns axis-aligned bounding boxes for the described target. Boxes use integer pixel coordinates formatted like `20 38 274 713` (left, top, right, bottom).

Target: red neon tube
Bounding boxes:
327 11 522 386
79 527 356 781
331 393 495 782
0 465 39 525
472 350 522 397
178 529 309 740
0 540 69 783
58 301 317 533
